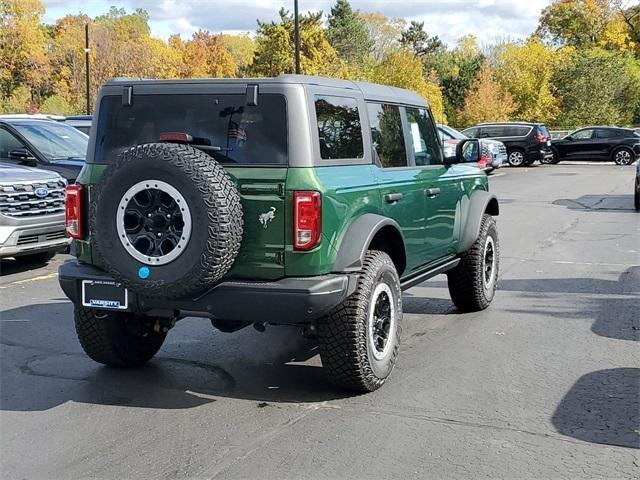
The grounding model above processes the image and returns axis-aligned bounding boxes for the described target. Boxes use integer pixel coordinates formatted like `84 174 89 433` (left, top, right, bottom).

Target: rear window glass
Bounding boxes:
537 125 550 137
314 96 364 159
94 94 287 165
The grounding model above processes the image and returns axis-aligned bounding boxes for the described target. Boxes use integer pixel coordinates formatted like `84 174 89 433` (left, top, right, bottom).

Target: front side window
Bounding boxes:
461 127 479 138
0 128 26 161
406 107 442 166
314 96 363 160
572 129 593 140
96 94 287 165
367 103 407 168
12 122 87 161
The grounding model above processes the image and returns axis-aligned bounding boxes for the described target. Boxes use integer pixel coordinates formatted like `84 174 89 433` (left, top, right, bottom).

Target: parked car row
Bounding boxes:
458 121 640 167
438 124 507 174
0 115 89 264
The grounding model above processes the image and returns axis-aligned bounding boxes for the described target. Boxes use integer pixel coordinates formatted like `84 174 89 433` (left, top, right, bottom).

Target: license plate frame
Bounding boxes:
81 280 129 310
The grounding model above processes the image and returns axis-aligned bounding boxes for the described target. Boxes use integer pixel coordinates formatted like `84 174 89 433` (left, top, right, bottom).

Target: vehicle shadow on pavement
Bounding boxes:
552 368 640 449
553 194 637 212
1 302 350 412
499 266 640 342
0 258 51 277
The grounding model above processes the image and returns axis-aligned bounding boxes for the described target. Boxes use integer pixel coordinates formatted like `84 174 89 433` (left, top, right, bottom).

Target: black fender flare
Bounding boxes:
458 190 499 254
332 214 405 273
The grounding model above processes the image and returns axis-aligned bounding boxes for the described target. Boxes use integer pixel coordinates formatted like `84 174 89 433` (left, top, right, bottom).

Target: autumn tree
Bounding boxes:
176 31 236 78
0 0 50 100
458 62 515 126
359 12 406 61
326 0 372 65
222 34 255 76
552 47 640 125
371 49 445 122
495 39 559 123
250 8 341 77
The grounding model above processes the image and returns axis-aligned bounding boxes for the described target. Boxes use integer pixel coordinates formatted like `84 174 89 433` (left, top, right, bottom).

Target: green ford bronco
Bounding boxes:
59 75 499 392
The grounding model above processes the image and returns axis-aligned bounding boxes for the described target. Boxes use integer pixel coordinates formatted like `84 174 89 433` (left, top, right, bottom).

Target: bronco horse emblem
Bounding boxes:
258 207 276 229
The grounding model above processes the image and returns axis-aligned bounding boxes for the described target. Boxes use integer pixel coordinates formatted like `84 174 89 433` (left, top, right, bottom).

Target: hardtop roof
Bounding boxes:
103 74 428 108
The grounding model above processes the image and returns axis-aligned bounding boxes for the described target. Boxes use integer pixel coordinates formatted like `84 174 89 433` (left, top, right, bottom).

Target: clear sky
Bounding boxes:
42 0 553 46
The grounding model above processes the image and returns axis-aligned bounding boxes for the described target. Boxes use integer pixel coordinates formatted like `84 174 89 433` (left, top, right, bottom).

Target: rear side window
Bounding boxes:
314 96 363 159
595 129 612 139
406 107 442 166
95 94 287 165
367 103 407 168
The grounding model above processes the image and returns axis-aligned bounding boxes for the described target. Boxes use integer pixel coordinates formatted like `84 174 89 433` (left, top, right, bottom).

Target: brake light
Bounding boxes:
65 184 84 239
159 132 193 143
293 191 321 251
478 155 490 167
536 133 548 143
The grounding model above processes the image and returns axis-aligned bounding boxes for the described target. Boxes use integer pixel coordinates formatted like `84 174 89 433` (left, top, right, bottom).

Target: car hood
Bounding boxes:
0 162 62 183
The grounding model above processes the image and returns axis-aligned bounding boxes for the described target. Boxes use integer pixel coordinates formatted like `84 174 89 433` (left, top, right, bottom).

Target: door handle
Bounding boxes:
425 188 441 198
384 193 403 203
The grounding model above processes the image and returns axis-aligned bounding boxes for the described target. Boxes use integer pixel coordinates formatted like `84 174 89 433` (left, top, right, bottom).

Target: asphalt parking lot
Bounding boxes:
1 162 639 479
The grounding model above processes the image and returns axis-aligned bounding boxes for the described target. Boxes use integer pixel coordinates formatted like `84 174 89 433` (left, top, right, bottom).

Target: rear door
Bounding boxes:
366 102 429 274
593 129 614 159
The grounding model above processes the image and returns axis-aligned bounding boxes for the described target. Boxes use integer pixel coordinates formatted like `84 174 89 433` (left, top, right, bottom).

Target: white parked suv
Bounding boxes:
0 163 70 263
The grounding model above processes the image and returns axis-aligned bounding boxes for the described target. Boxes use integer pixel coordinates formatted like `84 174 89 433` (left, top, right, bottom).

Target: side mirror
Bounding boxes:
445 139 479 166
8 148 37 165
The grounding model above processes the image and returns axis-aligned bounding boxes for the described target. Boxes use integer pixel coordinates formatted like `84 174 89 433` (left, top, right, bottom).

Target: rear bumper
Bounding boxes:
58 260 358 324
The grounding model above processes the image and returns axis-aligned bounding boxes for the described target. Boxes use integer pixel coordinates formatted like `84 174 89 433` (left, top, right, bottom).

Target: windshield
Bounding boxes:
94 93 287 165
13 121 88 161
439 125 467 140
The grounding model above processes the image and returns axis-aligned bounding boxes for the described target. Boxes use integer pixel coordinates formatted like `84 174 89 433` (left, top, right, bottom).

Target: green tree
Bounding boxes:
495 39 559 123
537 0 614 48
326 0 372 65
458 62 516 126
371 49 445 122
222 34 256 76
553 47 640 125
250 8 341 77
400 21 445 64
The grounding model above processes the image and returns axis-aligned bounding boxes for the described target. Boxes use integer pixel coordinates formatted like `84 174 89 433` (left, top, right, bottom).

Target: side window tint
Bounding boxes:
462 127 478 138
595 129 611 139
367 103 407 168
0 128 26 161
572 129 593 140
314 96 364 160
406 107 442 166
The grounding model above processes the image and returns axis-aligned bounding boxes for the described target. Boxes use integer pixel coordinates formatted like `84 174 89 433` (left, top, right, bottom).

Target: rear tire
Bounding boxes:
16 251 57 264
613 148 633 166
74 307 167 367
507 149 526 167
318 251 402 392
447 214 499 312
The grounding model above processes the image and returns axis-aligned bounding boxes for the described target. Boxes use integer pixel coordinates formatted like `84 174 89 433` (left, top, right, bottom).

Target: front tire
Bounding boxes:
318 251 402 392
74 307 167 367
447 214 499 312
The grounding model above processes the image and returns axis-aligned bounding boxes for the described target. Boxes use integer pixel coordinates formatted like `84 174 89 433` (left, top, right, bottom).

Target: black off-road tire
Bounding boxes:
16 250 57 264
318 251 402 393
447 214 499 312
74 307 166 367
91 143 243 299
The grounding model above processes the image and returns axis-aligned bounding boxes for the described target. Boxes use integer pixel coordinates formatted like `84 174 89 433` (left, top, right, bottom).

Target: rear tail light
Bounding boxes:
65 184 85 239
536 133 548 143
478 155 490 167
293 191 321 251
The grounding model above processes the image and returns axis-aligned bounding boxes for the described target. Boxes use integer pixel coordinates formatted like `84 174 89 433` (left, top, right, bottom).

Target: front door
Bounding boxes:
404 106 460 261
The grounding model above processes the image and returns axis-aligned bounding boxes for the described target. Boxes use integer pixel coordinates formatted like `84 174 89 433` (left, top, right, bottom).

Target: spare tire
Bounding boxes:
90 143 243 299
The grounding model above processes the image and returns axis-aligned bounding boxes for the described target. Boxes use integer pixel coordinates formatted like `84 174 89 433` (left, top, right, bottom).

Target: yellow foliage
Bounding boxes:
458 62 515 126
371 49 445 122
